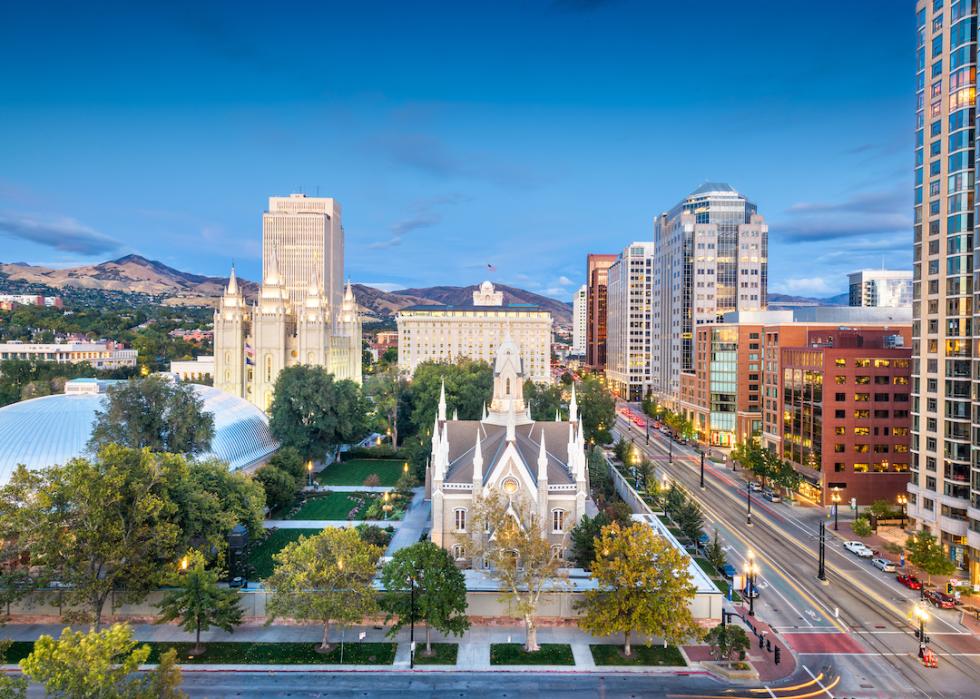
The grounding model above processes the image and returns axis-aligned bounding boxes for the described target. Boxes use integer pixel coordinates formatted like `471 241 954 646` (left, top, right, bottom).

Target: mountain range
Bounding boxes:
0 255 574 323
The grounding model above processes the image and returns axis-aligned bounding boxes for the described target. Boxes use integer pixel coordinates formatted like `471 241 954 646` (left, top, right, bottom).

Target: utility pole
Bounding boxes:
746 480 752 526
700 450 705 490
817 521 827 582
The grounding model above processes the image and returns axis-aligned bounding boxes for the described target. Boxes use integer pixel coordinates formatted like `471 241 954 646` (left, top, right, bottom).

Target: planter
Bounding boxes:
703 659 759 681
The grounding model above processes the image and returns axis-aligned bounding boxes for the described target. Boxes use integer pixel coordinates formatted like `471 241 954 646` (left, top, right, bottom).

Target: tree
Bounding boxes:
587 446 612 500
169 458 266 555
576 376 615 444
731 438 766 482
905 531 957 583
676 499 705 547
380 541 470 655
852 516 872 537
523 381 563 421
88 375 215 455
156 550 243 655
365 364 407 447
568 513 610 569
705 623 750 662
705 529 726 572
265 528 382 651
267 447 308 489
469 489 566 651
0 446 183 628
405 359 493 435
0 640 27 699
577 522 702 656
268 366 368 462
869 499 896 520
20 623 184 698
254 466 297 513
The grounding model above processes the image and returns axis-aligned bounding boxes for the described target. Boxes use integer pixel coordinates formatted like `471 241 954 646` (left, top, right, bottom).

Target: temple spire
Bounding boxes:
569 383 578 423
438 378 447 422
472 428 483 484
227 263 239 295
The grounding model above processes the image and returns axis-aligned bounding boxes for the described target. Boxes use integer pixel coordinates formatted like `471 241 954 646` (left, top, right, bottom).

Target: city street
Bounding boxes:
615 412 980 698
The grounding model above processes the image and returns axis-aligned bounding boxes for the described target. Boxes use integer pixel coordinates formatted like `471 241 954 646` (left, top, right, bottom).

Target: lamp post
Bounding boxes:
179 556 189 574
897 494 908 528
817 521 827 581
746 480 753 526
662 475 670 518
408 575 417 669
831 489 841 531
383 491 392 520
307 460 314 489
669 436 673 465
700 450 705 490
913 604 928 658
744 553 758 617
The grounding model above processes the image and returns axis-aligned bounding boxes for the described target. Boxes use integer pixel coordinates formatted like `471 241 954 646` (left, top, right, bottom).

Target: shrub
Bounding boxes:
852 517 872 537
363 474 381 487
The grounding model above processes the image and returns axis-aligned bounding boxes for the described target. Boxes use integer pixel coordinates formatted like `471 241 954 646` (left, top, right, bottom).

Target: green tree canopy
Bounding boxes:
577 522 702 656
266 446 308 488
265 527 383 651
268 366 368 461
568 512 611 569
20 623 184 698
88 375 215 455
523 381 564 421
405 359 493 435
705 623 750 662
0 640 27 699
364 364 407 447
380 541 470 654
254 465 296 513
906 531 957 581
157 550 244 655
576 376 615 445
0 446 185 628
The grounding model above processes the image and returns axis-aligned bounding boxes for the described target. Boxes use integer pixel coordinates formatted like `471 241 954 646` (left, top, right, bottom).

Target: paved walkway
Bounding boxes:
303 485 394 493
263 519 404 529
385 489 429 555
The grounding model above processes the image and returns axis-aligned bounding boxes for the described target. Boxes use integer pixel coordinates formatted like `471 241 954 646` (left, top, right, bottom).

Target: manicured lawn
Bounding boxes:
289 492 380 520
147 641 396 665
317 459 405 487
489 643 575 665
247 528 322 579
693 556 716 577
590 644 686 666
1 641 34 663
713 577 743 603
412 642 458 665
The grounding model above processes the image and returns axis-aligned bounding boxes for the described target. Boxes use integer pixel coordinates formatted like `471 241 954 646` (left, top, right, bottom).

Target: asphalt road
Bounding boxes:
615 412 980 698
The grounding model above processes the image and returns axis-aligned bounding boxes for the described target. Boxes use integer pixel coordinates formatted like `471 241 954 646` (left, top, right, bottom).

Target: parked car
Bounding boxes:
228 576 245 588
749 482 764 492
762 490 781 503
720 563 737 579
843 540 874 557
871 558 896 573
896 573 922 590
924 589 957 609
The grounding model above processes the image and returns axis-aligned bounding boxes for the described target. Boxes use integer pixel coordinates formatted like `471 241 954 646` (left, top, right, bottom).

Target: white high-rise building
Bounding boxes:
214 195 362 411
397 281 552 384
605 242 654 401
847 270 912 308
571 284 587 356
651 183 768 407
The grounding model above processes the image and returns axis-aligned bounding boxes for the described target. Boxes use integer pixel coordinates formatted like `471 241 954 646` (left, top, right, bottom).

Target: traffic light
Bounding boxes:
946 582 954 595
774 647 781 665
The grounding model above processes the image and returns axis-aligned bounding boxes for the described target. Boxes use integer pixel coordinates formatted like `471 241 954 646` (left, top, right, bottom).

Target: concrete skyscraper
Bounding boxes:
605 242 654 401
848 269 913 308
907 1 978 585
571 284 587 356
214 194 362 411
650 183 768 406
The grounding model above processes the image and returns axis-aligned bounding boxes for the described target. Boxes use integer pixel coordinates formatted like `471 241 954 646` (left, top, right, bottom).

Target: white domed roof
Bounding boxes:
0 383 279 487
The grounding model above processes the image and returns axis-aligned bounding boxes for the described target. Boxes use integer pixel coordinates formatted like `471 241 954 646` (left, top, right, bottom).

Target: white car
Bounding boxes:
843 541 873 558
871 557 896 573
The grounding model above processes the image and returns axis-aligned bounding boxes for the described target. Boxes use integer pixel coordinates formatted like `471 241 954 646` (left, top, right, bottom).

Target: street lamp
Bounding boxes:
831 489 841 531
897 494 908 528
630 443 639 489
403 461 410 475
744 552 758 617
407 575 417 669
307 460 314 488
913 604 929 658
179 555 189 574
662 475 670 518
746 480 753 526
700 450 705 490
383 491 392 520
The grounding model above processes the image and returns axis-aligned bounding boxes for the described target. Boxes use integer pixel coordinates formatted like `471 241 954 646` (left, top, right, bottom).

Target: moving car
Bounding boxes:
871 557 896 573
896 573 922 590
762 490 781 503
843 540 874 557
749 482 764 492
924 589 957 609
720 563 737 579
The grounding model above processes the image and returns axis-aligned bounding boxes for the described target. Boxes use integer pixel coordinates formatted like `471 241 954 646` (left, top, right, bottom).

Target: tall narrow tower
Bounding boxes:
213 265 246 397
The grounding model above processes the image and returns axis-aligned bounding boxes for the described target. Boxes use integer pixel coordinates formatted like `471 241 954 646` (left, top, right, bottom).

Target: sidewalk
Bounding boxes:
0 622 712 675
263 519 405 529
303 485 395 493
385 489 428 555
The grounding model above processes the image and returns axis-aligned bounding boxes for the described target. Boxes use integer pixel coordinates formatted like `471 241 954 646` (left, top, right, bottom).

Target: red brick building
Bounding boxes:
585 254 617 370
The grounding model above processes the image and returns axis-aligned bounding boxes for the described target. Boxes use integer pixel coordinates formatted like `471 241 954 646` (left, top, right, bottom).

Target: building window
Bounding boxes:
451 544 465 560
552 509 566 533
454 508 467 532
551 545 564 561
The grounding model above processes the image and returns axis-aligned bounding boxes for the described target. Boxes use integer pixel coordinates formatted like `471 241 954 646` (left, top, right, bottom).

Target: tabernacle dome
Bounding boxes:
0 378 279 487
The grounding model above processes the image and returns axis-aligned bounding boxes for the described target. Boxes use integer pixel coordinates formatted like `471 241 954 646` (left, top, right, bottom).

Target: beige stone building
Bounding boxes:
214 195 361 411
396 281 552 384
426 335 589 566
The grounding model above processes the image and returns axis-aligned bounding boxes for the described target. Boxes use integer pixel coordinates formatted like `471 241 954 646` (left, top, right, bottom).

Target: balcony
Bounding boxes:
940 515 969 537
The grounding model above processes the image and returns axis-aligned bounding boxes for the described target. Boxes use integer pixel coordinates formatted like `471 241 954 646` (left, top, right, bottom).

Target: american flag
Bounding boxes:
487 264 497 273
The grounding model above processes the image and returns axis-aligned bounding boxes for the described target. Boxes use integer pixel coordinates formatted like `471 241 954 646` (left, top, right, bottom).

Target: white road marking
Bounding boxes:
803 664 834 698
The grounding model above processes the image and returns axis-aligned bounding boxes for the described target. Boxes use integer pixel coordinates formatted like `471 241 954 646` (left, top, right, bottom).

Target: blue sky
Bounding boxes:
0 0 914 300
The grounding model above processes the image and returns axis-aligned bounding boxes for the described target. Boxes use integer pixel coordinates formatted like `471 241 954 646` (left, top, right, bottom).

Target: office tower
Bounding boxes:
262 194 344 311
586 254 617 369
572 284 587 356
605 242 655 401
848 270 913 307
909 1 977 585
651 183 768 406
